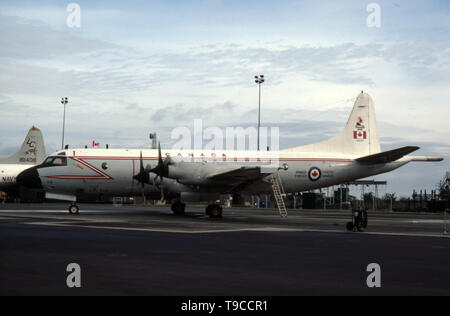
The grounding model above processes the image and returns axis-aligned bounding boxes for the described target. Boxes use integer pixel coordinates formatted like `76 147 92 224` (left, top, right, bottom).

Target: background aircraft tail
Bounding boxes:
0 127 46 165
285 92 381 156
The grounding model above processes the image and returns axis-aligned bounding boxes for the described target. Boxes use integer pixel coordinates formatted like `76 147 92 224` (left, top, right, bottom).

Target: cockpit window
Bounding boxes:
52 157 67 166
43 156 67 167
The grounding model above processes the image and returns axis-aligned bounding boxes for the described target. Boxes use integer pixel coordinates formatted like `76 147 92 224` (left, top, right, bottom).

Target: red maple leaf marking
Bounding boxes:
312 171 318 177
358 132 362 137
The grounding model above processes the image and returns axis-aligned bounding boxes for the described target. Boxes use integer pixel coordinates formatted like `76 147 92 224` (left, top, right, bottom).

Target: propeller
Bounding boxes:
150 142 170 178
150 142 172 201
133 151 151 203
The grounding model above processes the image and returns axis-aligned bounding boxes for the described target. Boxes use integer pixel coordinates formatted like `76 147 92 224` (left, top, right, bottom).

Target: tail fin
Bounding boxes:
0 127 46 165
285 92 381 156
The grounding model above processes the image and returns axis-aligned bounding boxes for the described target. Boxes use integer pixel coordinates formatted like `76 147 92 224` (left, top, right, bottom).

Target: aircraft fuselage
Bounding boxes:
33 149 408 200
0 164 31 189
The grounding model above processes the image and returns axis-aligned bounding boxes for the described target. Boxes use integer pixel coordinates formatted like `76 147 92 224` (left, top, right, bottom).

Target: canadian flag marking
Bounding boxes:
353 131 367 140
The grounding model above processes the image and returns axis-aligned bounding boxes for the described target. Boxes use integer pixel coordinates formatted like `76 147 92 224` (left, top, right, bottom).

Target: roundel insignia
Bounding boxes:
308 167 322 181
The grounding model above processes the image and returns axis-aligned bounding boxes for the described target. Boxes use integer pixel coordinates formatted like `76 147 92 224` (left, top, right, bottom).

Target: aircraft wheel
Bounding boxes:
171 202 186 215
356 221 365 232
209 204 223 219
68 204 79 215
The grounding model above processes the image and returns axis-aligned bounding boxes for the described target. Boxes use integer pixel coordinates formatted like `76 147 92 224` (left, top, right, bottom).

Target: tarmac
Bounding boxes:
0 203 449 295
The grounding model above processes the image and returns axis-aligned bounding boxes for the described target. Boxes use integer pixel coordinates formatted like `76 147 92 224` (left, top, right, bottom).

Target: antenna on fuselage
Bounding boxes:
149 133 157 149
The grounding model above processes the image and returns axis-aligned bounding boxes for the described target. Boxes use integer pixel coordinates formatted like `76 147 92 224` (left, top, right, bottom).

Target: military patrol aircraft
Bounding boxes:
0 127 46 197
17 93 443 216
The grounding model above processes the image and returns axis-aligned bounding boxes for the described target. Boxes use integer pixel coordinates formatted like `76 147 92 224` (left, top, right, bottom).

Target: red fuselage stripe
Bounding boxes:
44 156 352 180
73 156 352 162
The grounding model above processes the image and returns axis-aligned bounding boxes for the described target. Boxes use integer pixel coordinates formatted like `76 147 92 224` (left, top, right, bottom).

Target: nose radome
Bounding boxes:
17 166 43 189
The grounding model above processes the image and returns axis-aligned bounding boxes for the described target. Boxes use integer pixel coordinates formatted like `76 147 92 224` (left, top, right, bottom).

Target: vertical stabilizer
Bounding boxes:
0 127 46 165
285 92 381 156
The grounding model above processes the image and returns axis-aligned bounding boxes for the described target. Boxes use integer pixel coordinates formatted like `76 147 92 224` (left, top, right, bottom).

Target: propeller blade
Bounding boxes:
140 151 144 172
150 142 169 178
158 142 163 165
133 151 150 185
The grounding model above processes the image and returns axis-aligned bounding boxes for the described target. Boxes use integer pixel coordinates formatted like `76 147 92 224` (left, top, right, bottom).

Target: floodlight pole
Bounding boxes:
61 97 68 149
254 75 265 151
258 83 261 151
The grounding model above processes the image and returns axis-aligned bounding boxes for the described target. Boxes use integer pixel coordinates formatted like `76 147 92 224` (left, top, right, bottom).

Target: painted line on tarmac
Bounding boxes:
410 220 447 224
25 221 300 234
23 220 450 238
0 209 136 214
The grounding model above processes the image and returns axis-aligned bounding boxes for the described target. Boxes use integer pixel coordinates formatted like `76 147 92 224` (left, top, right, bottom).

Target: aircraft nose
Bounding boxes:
17 166 43 189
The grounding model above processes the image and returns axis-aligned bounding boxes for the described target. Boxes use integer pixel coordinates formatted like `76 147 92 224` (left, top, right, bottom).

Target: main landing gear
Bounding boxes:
68 203 80 215
205 204 223 219
171 201 223 218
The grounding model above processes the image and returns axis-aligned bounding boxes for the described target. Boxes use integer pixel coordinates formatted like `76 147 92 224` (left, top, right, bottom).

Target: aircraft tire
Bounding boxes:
356 222 365 232
210 205 223 219
68 204 79 215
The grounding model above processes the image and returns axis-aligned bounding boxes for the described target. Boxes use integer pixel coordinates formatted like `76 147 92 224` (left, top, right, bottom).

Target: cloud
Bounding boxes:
1 11 449 104
114 43 380 87
0 15 118 60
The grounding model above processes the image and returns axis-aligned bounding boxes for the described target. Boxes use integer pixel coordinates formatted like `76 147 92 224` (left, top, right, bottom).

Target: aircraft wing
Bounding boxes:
356 146 420 164
200 166 278 193
206 167 265 186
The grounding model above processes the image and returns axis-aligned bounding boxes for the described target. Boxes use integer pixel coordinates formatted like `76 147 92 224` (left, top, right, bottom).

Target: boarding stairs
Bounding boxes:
270 173 288 218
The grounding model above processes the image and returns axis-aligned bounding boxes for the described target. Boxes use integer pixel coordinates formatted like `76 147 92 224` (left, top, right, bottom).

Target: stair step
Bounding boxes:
270 174 288 218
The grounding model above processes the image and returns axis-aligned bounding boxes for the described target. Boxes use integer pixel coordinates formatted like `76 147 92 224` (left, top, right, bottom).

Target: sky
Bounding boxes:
0 0 449 197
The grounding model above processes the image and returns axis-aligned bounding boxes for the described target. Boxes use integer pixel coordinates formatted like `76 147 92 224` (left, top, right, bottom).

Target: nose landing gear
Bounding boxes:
68 203 79 215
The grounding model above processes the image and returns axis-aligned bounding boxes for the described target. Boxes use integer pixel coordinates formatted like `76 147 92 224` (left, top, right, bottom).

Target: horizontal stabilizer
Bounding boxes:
356 146 420 164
